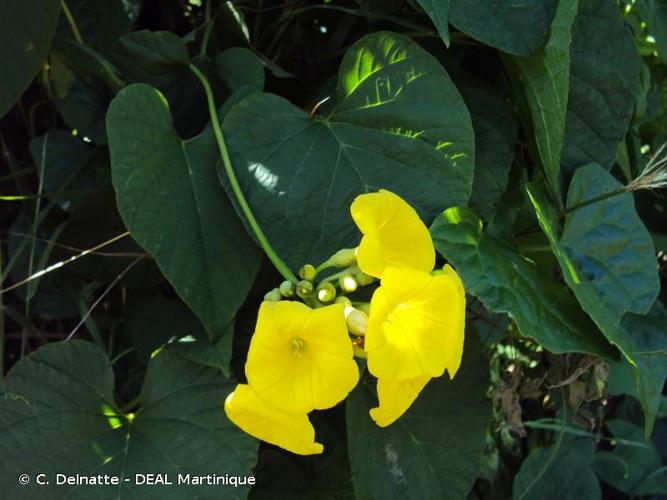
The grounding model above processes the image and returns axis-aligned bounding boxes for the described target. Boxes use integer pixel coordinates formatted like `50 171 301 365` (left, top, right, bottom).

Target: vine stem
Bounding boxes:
60 0 84 44
189 64 299 284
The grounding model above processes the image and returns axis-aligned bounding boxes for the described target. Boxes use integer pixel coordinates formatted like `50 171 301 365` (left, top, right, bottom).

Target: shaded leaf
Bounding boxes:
223 31 475 269
0 340 258 499
346 335 490 500
0 0 61 118
593 420 667 495
513 439 600 500
561 0 640 176
416 0 449 46
508 0 579 203
430 207 615 357
449 0 558 56
526 165 661 435
107 83 262 341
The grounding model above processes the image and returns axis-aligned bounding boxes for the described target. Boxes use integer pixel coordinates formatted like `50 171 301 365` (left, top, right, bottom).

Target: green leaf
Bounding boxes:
512 439 600 500
561 0 640 175
107 83 262 341
638 0 667 64
346 335 490 500
449 0 558 56
605 303 667 437
223 31 475 269
508 0 579 203
214 47 265 93
460 82 518 220
111 30 190 86
593 420 667 495
0 0 61 118
0 340 258 499
415 0 449 46
430 207 615 357
526 165 661 435
124 289 207 365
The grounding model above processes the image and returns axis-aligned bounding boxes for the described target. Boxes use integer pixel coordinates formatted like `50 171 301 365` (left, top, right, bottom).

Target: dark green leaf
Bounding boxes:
513 439 600 500
526 165 661 434
561 0 640 175
0 0 61 118
0 340 258 499
449 0 558 56
508 0 579 203
346 335 490 500
416 0 449 46
460 82 518 220
214 47 265 93
430 207 615 357
107 83 262 341
593 420 667 495
223 32 475 269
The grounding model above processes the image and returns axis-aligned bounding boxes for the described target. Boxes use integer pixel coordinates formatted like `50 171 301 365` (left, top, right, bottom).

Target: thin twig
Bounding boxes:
65 255 144 342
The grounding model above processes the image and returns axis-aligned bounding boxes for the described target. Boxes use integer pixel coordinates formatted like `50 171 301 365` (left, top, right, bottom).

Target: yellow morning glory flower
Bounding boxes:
224 384 324 455
245 301 359 414
364 266 466 380
369 375 430 427
350 189 435 278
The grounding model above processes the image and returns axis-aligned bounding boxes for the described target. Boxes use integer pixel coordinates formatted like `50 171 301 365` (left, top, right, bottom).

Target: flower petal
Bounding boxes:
224 384 324 455
245 302 359 413
365 267 465 380
351 190 435 278
369 375 431 427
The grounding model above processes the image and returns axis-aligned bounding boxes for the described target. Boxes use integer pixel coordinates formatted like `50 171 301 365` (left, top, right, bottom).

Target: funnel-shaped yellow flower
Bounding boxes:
351 190 435 278
365 266 465 380
245 301 359 413
224 384 323 455
369 375 430 427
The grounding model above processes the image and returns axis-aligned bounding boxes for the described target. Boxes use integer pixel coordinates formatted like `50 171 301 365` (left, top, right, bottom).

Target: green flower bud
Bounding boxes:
355 272 374 286
339 275 358 293
356 302 371 315
316 282 337 302
330 248 357 267
344 306 368 336
296 280 314 299
335 296 352 307
264 288 282 302
279 280 296 297
299 264 317 281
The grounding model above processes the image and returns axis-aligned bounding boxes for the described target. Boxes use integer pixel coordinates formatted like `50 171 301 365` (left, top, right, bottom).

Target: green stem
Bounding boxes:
199 0 214 57
189 63 299 284
562 187 627 215
320 265 359 284
60 0 84 44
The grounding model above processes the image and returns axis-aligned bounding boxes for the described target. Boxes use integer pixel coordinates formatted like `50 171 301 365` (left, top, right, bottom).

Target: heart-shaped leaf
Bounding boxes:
222 31 475 269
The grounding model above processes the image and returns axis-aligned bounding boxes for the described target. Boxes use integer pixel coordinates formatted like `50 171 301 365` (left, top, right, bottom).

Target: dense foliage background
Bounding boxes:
0 0 666 498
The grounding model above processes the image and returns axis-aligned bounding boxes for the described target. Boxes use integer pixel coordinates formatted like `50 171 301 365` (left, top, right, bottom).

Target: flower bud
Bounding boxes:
316 282 337 302
330 248 357 267
355 272 374 286
335 296 352 307
339 275 358 293
296 280 314 299
299 264 317 281
344 306 368 336
356 302 371 315
264 288 282 302
279 280 296 297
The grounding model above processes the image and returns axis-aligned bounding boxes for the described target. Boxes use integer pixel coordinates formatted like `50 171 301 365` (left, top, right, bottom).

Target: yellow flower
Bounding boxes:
369 375 430 427
224 384 323 455
350 189 435 278
245 301 359 413
365 266 466 380
366 265 466 426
